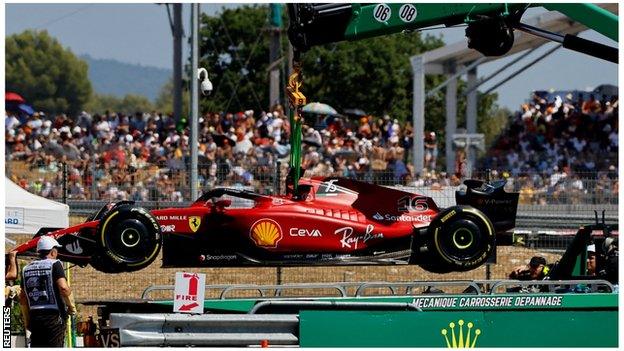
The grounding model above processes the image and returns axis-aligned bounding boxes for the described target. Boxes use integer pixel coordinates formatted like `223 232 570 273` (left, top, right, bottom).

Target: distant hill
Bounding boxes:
81 55 171 102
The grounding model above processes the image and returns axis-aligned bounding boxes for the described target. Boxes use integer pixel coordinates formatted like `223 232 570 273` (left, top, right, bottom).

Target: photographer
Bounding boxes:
509 256 551 280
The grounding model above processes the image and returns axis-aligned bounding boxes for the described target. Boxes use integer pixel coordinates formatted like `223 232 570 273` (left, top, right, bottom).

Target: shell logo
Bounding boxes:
250 219 283 248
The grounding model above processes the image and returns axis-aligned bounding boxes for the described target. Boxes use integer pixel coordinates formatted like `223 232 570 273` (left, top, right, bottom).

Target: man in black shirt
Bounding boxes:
19 236 76 347
509 256 551 280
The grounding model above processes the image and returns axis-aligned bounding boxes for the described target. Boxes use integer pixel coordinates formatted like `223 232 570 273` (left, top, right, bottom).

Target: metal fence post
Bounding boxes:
275 160 281 195
91 157 97 200
62 162 68 204
275 154 283 287
276 267 283 286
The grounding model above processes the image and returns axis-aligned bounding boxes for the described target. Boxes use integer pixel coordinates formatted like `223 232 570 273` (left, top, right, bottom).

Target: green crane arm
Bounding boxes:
289 3 529 53
288 3 618 51
344 4 529 41
543 3 618 42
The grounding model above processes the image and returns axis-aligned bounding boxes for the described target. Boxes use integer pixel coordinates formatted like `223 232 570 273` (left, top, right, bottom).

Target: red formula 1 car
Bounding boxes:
14 177 518 274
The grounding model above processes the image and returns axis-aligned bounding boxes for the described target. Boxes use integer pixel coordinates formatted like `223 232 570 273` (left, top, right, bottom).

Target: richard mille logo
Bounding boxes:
441 319 481 348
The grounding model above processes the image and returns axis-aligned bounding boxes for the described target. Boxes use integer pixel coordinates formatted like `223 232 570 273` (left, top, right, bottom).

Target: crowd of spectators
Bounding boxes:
5 104 422 202
481 91 618 204
4 88 618 204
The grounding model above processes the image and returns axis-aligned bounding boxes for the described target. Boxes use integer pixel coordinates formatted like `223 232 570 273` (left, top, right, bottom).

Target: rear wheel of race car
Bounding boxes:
93 205 161 273
421 206 495 273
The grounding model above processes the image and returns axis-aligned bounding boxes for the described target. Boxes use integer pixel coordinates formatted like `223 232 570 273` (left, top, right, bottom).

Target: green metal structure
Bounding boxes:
285 3 618 187
299 308 617 347
543 3 618 41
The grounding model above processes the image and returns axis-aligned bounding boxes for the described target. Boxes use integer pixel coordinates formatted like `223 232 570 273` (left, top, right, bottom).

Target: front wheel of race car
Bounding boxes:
92 205 161 273
420 206 495 273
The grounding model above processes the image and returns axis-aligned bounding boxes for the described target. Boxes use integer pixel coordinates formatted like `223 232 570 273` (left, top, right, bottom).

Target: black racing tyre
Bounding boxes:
421 206 495 273
93 205 161 273
86 201 134 222
90 254 123 274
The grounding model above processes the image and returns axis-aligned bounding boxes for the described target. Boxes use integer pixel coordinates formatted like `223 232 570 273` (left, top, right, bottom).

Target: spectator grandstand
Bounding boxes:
480 88 618 204
4 88 618 205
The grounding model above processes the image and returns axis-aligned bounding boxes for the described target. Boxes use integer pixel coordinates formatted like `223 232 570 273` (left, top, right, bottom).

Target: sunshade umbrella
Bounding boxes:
343 108 367 117
18 104 34 115
302 102 338 116
5 92 25 104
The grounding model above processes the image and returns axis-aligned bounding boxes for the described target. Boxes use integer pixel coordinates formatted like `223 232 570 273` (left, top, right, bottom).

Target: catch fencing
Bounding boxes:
5 158 619 206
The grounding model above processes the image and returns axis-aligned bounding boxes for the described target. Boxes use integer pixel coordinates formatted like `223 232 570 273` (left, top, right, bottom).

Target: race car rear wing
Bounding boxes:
456 179 519 234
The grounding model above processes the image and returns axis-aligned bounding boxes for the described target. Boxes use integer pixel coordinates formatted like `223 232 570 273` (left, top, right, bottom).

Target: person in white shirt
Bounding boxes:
5 112 20 130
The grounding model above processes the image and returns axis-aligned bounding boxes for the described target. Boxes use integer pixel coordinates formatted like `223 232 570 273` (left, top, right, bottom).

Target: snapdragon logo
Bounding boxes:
373 213 384 221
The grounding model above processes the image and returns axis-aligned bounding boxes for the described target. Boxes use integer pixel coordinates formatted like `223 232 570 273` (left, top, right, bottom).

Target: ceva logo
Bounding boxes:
441 319 481 348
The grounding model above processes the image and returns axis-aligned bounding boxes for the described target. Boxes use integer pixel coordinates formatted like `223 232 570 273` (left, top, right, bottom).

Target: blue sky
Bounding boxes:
5 3 618 111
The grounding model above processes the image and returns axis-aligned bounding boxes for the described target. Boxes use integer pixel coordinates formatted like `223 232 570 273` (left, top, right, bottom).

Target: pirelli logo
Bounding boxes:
440 210 456 223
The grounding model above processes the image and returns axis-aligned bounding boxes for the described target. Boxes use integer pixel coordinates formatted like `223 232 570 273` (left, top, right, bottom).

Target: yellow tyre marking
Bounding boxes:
433 227 452 263
127 243 160 267
452 228 474 249
462 208 494 237
100 211 119 245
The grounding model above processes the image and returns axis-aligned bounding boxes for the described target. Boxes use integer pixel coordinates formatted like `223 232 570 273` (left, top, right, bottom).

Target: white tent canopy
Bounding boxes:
5 177 69 234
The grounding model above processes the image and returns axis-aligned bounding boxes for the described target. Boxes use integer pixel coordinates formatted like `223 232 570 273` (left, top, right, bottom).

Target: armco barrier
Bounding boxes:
141 281 488 301
488 279 614 293
110 313 299 346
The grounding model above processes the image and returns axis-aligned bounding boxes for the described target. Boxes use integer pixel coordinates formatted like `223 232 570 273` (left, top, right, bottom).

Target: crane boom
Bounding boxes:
284 3 618 190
